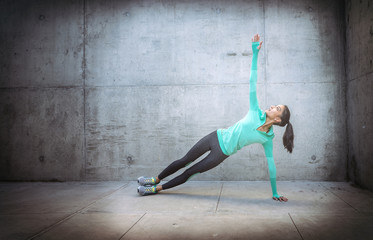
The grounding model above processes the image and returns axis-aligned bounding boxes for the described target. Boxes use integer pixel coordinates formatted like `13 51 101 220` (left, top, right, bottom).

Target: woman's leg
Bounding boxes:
159 131 228 191
157 131 216 181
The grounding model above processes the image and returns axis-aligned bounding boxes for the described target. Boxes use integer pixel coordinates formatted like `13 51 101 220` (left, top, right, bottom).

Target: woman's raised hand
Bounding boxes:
251 33 263 50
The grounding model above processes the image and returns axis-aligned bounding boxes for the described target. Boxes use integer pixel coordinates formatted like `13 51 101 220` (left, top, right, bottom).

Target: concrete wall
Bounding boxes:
0 0 347 181
0 0 85 181
345 0 373 191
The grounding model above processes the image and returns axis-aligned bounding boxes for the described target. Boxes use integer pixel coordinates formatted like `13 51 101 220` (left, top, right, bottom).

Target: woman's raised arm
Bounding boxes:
249 34 263 110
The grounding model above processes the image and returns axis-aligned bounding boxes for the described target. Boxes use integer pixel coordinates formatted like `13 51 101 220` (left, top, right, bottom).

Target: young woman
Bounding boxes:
137 34 293 202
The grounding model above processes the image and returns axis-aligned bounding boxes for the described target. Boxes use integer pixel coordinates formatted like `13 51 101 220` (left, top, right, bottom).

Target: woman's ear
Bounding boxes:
275 117 281 123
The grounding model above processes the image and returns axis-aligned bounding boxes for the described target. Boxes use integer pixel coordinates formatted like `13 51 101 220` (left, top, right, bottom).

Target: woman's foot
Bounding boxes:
137 186 158 196
137 176 158 186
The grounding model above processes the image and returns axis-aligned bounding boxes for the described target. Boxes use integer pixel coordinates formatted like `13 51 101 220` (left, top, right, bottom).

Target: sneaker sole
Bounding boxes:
137 186 143 196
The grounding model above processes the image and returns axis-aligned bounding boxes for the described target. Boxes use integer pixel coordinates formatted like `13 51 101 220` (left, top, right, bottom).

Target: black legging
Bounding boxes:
158 131 229 190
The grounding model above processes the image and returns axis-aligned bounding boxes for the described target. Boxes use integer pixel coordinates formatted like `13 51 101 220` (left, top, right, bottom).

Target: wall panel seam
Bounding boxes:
83 0 87 181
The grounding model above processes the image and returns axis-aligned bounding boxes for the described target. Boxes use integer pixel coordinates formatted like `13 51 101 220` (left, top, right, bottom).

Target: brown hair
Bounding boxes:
274 105 294 153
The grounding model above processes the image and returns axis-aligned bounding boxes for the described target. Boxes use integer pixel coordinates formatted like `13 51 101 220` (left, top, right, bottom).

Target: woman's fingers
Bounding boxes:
272 196 288 202
257 41 263 50
280 196 288 202
252 34 263 50
252 34 260 42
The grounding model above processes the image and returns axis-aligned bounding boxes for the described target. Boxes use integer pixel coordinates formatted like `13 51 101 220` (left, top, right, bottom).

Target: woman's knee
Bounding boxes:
179 158 192 168
183 168 201 180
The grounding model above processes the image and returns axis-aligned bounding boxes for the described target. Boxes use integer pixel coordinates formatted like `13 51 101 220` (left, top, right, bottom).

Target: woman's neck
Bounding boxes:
258 118 274 133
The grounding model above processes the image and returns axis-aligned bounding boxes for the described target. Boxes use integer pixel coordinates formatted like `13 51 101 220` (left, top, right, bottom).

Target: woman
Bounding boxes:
137 34 293 202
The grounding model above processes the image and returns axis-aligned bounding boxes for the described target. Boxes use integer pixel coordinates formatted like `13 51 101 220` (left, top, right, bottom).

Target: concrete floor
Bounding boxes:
1 181 373 240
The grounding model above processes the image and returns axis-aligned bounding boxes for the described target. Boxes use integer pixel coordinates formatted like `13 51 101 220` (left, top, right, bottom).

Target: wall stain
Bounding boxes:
126 156 134 166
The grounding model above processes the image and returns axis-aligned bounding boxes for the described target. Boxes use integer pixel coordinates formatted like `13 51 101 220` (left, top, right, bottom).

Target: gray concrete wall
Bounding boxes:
345 0 373 191
0 0 347 181
0 0 85 181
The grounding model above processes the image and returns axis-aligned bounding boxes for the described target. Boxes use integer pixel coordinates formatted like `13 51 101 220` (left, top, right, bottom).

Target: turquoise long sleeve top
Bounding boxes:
217 41 281 198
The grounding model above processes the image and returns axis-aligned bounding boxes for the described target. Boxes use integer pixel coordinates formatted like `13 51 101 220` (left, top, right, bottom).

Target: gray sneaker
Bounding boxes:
137 186 158 196
137 176 157 186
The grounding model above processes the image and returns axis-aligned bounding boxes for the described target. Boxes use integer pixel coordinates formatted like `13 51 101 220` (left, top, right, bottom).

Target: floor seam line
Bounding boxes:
77 182 130 213
26 183 129 239
328 190 359 212
119 212 147 240
320 183 360 213
85 183 130 207
215 182 224 213
27 213 79 240
288 213 304 240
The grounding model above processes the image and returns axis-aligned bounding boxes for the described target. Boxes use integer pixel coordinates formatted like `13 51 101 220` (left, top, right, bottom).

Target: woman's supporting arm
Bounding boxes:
262 140 280 198
263 141 288 202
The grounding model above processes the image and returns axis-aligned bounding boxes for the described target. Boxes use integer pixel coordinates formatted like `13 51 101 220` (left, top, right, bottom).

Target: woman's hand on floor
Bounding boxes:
273 196 288 202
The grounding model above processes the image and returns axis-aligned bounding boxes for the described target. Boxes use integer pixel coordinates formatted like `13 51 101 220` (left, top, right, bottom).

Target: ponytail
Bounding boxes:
283 122 294 153
275 105 294 153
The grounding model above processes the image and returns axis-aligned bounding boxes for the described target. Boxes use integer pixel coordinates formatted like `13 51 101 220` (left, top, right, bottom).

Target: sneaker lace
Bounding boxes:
145 178 154 183
145 187 155 193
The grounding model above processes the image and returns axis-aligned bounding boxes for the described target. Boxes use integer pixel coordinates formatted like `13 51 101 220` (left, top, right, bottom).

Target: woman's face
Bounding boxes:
265 105 285 123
